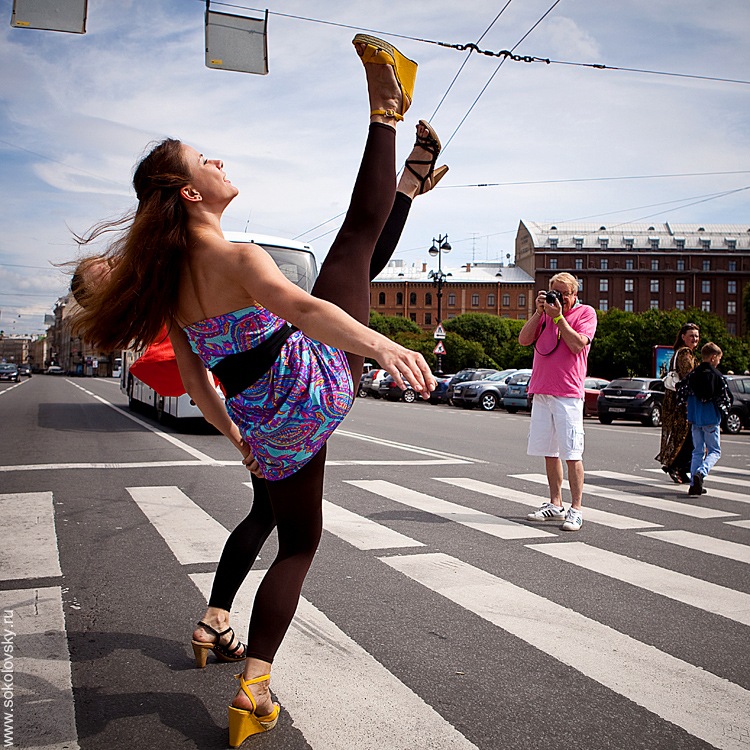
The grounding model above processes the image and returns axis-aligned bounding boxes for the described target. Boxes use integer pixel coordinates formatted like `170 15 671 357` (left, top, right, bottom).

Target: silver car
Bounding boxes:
452 369 522 411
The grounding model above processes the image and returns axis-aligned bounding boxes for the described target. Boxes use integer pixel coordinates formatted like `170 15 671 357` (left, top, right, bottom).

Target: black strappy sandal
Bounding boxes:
404 119 449 195
191 621 247 669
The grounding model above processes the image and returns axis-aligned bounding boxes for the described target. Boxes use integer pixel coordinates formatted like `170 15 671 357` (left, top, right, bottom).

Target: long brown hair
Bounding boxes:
672 322 700 351
70 138 190 350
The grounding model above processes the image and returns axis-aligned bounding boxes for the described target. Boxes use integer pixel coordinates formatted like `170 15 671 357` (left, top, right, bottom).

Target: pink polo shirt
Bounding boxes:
528 303 598 398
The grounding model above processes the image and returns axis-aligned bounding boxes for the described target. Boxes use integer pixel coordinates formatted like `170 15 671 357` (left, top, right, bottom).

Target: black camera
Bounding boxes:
545 290 564 306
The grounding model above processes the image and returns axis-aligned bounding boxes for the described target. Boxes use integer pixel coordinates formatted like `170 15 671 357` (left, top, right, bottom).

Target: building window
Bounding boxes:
677 259 685 271
502 294 510 307
598 279 608 292
675 238 685 249
599 299 608 311
550 258 558 270
600 259 608 270
599 238 609 249
487 294 495 307
728 281 737 294
729 260 737 271
650 300 659 310
701 280 711 294
425 312 432 325
409 312 417 322
549 237 558 249
624 300 633 312
574 237 583 250
701 300 711 312
518 294 526 307
700 239 711 250
702 260 710 271
676 279 685 293
675 300 685 310
472 294 480 306
409 292 417 305
651 259 659 271
448 293 456 307
396 292 403 305
625 259 634 270
728 322 737 335
578 279 584 291
378 292 386 305
425 292 433 306
623 237 634 250
726 238 737 249
650 238 659 250
575 258 583 270
650 279 659 293
728 301 737 315
624 279 634 292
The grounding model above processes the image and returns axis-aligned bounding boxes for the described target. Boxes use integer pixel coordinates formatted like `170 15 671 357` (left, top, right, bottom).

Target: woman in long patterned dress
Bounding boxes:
656 322 701 483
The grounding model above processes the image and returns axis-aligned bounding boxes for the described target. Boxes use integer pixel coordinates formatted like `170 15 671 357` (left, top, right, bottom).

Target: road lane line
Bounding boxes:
513 472 737 519
347 480 556 540
380 552 749 750
0 492 62 581
590 470 750 505
527 541 750 626
435 478 662 530
190 571 479 750
0 587 80 750
334 429 484 463
126 486 229 565
65 379 219 463
638 530 750 564
0 460 217 472
322 500 424 550
0 379 28 395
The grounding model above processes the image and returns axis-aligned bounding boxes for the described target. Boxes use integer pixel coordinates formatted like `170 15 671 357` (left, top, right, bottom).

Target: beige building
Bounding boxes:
516 221 750 335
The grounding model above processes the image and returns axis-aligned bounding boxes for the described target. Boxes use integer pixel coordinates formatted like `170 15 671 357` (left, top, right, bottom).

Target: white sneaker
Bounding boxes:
527 502 566 522
561 508 583 531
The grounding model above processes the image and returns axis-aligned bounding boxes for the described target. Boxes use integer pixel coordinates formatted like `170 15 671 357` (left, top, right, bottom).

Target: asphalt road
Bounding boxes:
1 375 749 750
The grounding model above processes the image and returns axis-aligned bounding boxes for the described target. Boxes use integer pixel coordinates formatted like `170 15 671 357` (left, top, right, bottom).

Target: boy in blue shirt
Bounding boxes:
684 342 731 496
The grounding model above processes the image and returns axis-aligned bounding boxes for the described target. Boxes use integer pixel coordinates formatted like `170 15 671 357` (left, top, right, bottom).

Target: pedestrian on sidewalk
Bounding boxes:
518 273 598 531
681 342 731 496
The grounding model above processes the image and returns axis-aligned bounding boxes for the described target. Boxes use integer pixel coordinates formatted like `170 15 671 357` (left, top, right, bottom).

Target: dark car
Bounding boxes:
452 369 525 411
447 368 499 405
17 363 32 377
722 375 750 434
503 371 534 413
583 377 610 417
597 377 665 426
429 374 455 405
0 363 20 382
379 374 419 403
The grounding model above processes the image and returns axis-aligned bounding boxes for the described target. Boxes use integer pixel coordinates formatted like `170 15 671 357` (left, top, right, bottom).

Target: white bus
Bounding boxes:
121 232 318 423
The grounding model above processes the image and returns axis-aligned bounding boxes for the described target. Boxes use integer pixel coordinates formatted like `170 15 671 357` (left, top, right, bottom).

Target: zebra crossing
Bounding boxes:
3 464 750 749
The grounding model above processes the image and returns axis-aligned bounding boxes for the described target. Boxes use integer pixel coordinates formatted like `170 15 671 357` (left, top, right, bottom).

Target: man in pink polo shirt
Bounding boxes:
518 272 598 531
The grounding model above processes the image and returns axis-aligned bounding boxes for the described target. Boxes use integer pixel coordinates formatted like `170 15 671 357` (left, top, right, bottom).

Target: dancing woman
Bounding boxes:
72 34 441 746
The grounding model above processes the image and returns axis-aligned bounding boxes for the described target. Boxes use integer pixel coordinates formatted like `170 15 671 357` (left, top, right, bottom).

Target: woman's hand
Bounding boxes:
376 341 436 399
239 440 263 477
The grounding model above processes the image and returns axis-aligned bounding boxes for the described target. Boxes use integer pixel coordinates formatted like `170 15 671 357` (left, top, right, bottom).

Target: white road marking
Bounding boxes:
347 480 556 540
126 486 230 564
0 492 62 580
436 477 662 530
639 530 750 564
190 571 479 750
513 472 737 519
0 586 80 750
322 500 424 550
725 519 750 529
527 541 750 626
0 379 28 395
381 552 750 750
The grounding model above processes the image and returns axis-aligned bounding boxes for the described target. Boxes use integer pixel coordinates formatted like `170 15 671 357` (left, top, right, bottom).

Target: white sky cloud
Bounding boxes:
1 0 749 334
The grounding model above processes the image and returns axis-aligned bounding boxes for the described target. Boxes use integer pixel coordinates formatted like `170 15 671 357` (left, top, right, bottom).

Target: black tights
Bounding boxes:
208 124 410 662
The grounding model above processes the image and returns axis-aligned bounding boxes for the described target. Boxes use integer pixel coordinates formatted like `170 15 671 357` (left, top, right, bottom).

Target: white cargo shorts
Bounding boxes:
527 393 585 461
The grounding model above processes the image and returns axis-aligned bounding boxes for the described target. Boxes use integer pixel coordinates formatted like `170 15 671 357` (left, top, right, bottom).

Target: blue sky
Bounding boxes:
1 0 749 335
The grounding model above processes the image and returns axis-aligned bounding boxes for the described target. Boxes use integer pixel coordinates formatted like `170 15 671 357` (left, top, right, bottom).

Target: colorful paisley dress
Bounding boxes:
184 304 354 481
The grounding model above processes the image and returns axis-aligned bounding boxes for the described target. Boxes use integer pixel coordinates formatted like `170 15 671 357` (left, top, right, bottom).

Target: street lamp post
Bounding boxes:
428 233 451 374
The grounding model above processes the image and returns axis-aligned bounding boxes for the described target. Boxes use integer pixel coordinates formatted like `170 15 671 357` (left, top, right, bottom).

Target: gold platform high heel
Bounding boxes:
228 673 280 747
353 33 418 121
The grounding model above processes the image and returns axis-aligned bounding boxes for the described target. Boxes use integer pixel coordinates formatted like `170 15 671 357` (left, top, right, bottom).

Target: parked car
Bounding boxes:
429 374 455 405
597 377 665 426
722 374 750 434
583 377 610 417
447 368 499 405
379 374 420 403
17 363 32 377
359 368 388 398
452 368 524 411
357 373 368 398
45 365 64 375
503 371 534 413
0 363 20 382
